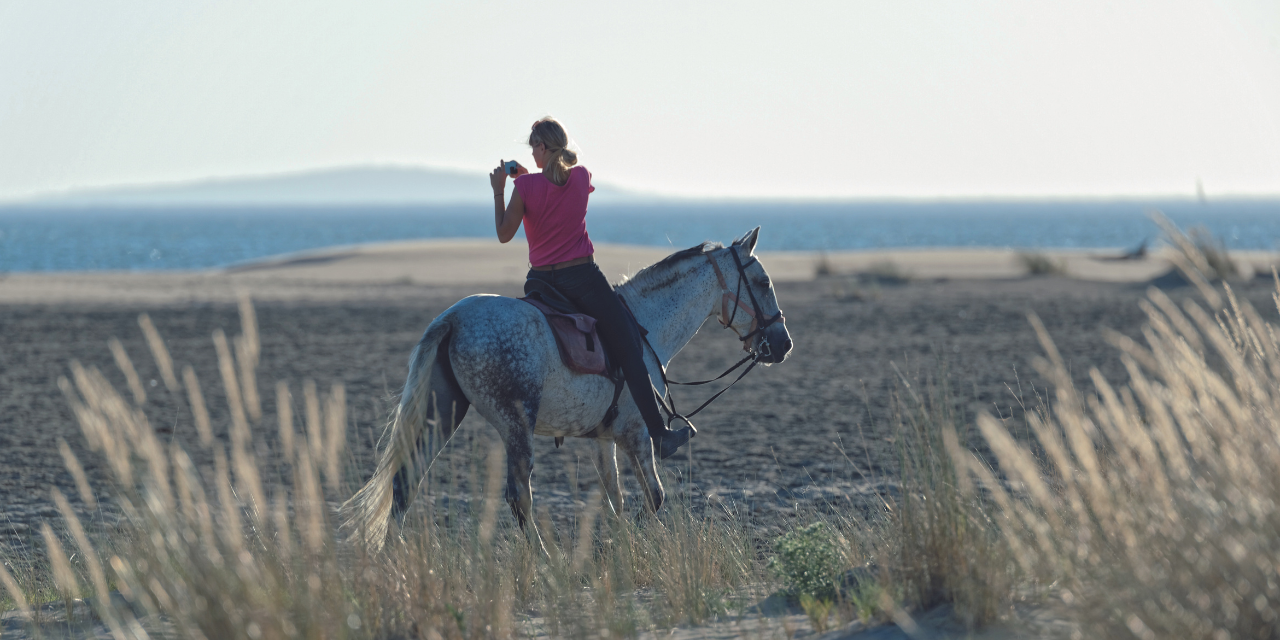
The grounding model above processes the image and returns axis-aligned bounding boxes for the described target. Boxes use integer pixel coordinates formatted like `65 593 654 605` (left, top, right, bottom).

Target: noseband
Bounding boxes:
705 246 785 356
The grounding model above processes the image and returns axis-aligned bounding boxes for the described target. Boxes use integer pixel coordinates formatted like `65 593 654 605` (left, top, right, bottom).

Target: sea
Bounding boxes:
0 199 1277 272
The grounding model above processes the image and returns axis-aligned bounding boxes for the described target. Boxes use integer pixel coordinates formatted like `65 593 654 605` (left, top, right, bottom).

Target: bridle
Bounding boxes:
636 245 787 433
705 246 785 357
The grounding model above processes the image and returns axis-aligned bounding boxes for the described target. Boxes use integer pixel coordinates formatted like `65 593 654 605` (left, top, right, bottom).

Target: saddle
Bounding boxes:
521 279 609 376
521 279 643 447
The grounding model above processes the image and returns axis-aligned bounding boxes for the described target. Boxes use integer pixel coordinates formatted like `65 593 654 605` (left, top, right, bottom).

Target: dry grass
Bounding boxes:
1152 210 1238 283
836 217 1279 637
959 277 1280 633
888 379 1012 628
1 299 768 639
822 373 1013 631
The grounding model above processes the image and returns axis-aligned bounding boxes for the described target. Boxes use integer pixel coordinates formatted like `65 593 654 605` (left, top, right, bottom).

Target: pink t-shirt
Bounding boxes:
515 165 596 267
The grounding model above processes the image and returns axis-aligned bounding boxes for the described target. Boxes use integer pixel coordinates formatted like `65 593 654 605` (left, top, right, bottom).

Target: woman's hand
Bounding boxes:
511 162 529 178
490 162 509 194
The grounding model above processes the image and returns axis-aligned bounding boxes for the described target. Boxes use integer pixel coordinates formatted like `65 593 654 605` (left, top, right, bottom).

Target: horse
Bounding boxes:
341 227 793 549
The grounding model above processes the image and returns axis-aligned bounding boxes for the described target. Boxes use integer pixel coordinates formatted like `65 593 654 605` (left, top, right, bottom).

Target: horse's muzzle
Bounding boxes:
759 324 792 364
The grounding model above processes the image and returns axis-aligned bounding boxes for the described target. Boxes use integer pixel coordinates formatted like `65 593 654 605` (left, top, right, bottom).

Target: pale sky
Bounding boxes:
2 0 1278 200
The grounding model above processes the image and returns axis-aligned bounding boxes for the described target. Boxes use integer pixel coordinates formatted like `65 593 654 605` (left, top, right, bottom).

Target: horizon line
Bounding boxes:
2 161 1278 206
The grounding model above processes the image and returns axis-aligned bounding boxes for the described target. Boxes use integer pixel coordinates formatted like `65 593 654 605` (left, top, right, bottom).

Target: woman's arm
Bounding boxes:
495 189 525 243
490 162 526 243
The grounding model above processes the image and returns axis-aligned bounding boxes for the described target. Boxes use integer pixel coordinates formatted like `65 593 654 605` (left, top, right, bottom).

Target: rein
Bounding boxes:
648 351 760 432
633 245 783 432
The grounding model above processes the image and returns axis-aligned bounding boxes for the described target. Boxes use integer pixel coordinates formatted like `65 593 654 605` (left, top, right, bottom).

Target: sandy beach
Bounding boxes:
3 238 1276 305
4 241 1280 637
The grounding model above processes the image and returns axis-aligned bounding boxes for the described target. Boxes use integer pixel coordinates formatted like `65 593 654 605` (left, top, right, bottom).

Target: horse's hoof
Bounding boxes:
658 426 694 460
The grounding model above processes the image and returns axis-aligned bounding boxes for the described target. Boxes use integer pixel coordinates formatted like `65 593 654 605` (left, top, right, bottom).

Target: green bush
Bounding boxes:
769 522 842 599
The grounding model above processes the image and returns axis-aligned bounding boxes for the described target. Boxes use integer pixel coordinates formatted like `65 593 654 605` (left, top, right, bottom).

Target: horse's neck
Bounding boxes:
618 260 719 367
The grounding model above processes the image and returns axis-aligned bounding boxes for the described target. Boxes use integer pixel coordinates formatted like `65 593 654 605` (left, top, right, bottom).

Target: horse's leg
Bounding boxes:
593 438 623 516
494 406 554 557
475 397 550 554
503 422 536 529
615 416 665 513
390 348 470 523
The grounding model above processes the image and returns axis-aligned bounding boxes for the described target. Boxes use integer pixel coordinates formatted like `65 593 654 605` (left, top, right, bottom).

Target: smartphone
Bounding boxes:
504 160 520 175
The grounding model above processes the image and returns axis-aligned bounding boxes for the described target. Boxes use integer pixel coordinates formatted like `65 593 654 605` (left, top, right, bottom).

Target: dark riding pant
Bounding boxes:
525 262 667 438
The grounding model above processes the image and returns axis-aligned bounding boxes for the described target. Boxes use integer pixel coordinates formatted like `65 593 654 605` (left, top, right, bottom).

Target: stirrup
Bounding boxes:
669 414 698 435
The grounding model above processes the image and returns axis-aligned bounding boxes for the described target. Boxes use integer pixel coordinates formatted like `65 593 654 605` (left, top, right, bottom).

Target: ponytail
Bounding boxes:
529 117 578 186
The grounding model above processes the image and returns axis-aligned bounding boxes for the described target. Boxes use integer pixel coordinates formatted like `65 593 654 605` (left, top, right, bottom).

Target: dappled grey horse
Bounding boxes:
342 227 792 548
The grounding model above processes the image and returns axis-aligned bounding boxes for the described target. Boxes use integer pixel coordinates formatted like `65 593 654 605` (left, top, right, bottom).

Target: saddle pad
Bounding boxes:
520 297 608 376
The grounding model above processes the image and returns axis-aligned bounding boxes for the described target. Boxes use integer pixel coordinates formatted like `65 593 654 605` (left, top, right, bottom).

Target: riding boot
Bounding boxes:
646 416 694 459
656 426 694 460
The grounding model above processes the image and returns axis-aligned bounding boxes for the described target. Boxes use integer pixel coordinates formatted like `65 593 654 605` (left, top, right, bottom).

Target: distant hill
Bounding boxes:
18 165 647 207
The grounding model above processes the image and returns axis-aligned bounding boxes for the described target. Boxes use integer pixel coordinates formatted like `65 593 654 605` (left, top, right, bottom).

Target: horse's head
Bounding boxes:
708 227 792 364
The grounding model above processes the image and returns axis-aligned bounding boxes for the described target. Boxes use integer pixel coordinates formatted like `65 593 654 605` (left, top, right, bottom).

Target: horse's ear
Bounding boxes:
733 227 761 255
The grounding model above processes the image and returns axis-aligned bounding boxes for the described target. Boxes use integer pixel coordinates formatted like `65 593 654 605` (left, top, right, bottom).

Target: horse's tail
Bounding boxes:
339 317 452 550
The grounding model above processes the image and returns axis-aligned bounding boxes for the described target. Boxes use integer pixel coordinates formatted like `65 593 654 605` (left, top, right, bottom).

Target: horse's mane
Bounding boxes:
623 241 723 293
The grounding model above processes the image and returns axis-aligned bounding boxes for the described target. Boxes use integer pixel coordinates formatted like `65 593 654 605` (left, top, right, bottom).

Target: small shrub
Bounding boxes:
863 260 911 285
769 522 843 600
1017 252 1066 276
814 252 835 277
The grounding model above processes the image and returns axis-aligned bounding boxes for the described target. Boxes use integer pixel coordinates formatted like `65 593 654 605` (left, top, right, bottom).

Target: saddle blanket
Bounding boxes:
520 297 608 376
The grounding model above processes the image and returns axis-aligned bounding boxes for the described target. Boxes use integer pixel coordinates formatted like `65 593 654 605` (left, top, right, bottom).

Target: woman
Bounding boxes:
489 117 692 459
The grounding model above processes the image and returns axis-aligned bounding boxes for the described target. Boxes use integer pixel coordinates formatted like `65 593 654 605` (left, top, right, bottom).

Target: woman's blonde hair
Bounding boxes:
529 117 578 186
